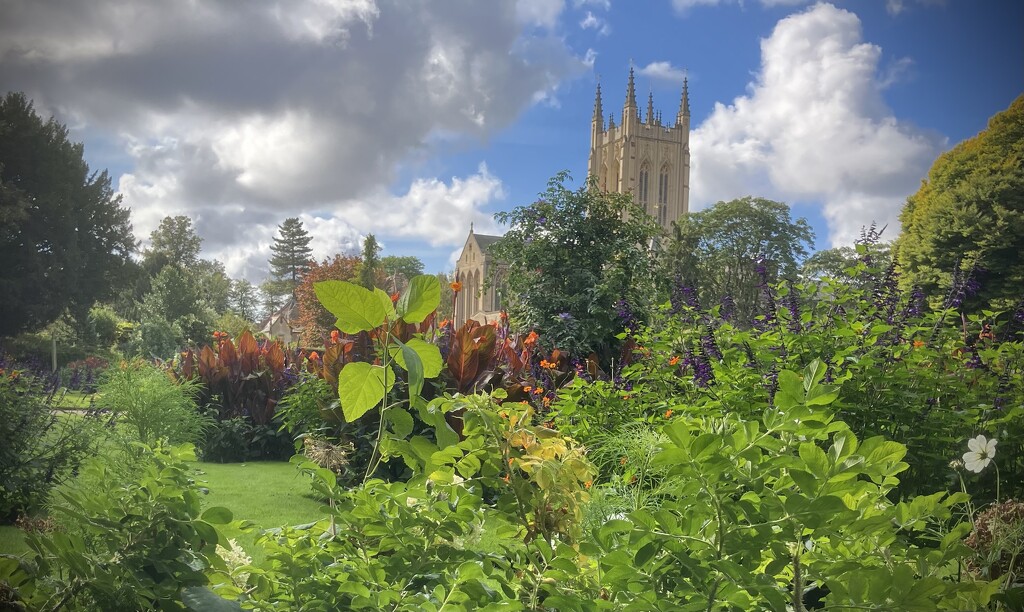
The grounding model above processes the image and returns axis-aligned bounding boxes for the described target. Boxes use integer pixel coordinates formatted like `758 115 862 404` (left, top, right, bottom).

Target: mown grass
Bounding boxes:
191 461 325 563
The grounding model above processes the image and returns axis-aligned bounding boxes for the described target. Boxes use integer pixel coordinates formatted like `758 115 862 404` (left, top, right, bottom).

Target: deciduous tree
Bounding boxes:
295 254 361 345
896 95 1024 306
491 172 659 358
0 92 136 337
662 196 813 325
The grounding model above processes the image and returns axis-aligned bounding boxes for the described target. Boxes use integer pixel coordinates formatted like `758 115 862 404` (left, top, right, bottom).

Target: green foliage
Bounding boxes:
213 310 253 340
0 443 230 611
0 92 136 337
381 255 425 293
358 233 382 290
267 217 313 298
897 94 1024 306
98 359 211 449
492 172 660 358
662 196 814 324
0 377 96 523
139 264 215 351
87 304 122 347
228 279 262 323
143 215 203 271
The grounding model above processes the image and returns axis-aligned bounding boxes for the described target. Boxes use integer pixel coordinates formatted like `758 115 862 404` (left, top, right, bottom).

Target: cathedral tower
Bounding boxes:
587 69 691 231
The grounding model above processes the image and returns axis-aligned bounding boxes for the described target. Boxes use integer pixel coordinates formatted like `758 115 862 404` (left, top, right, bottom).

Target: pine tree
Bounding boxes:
268 217 314 297
358 234 381 289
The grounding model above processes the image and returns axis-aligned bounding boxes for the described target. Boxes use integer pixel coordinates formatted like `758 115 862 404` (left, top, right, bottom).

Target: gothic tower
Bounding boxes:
587 68 691 231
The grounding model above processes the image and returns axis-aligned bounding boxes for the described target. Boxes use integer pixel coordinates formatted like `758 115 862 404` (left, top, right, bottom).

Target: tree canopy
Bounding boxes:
661 196 813 324
491 172 660 358
268 217 314 296
295 254 361 345
0 92 136 337
144 215 202 272
896 94 1024 305
358 234 382 290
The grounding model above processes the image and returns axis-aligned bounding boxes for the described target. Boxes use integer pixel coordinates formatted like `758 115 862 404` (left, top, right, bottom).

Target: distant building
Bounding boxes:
588 68 691 231
259 298 301 344
453 226 505 328
454 70 692 325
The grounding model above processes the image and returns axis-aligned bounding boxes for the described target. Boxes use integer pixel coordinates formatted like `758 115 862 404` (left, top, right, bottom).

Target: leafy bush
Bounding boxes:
0 374 95 523
98 359 211 448
87 305 122 347
0 444 235 611
197 413 292 463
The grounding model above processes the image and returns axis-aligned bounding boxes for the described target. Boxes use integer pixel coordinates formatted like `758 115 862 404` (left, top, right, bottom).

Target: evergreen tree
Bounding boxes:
358 234 381 289
0 93 136 337
268 217 314 297
229 279 262 322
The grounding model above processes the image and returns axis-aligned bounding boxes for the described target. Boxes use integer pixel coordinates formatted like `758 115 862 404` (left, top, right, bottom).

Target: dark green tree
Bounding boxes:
662 196 813 324
0 92 136 337
138 265 213 352
358 234 381 290
143 215 202 273
381 255 425 293
194 259 231 314
230 279 262 322
897 95 1024 306
268 217 314 296
800 242 892 282
491 172 660 358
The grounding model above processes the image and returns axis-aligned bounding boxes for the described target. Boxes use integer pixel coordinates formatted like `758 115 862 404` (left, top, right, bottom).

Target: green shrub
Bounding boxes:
0 376 95 523
0 444 234 611
98 359 211 448
87 305 121 347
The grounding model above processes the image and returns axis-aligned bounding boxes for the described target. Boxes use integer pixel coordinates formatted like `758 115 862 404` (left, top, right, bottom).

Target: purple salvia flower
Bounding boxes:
615 298 639 331
765 365 779 406
693 347 716 388
701 326 722 361
781 280 802 333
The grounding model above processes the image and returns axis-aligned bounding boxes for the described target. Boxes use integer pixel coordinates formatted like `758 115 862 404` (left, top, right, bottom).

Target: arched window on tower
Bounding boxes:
638 163 650 214
658 164 670 226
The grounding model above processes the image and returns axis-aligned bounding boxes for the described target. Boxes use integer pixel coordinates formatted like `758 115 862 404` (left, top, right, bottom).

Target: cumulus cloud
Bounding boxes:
580 12 611 35
689 2 944 246
638 61 688 83
0 0 586 277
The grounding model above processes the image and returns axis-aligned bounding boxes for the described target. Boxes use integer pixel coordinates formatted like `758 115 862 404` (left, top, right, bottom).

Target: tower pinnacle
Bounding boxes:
624 67 637 109
647 90 654 125
593 81 604 125
677 77 690 123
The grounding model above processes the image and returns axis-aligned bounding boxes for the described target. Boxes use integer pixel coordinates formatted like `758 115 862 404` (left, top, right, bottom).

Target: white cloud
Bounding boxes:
572 0 611 9
516 0 566 29
690 2 945 247
638 61 688 83
580 11 611 35
1 0 587 276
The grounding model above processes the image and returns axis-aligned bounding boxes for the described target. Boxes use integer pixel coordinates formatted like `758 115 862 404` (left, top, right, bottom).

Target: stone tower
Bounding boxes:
587 68 691 230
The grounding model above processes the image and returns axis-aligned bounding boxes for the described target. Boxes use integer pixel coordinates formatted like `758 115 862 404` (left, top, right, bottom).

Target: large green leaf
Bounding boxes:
391 337 425 406
390 337 443 378
374 287 397 321
337 362 395 422
314 280 385 333
396 275 440 323
182 586 243 611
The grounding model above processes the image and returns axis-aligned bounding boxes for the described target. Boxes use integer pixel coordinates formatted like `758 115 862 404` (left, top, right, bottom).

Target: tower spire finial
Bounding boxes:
625 66 637 109
647 89 654 124
677 76 690 123
593 80 604 125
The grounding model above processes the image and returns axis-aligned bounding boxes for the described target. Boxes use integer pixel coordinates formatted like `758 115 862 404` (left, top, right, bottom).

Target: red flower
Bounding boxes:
309 351 320 361
669 355 680 366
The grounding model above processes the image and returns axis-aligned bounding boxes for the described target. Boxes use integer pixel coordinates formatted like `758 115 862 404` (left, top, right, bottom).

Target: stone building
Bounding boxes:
453 70 691 326
588 68 691 231
453 225 504 327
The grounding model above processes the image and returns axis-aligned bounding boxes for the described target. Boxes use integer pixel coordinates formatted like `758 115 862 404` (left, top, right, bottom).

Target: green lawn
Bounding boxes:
190 461 326 562
0 525 28 556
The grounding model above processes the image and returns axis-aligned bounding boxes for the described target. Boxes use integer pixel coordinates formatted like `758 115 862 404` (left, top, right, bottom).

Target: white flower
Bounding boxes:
962 435 997 473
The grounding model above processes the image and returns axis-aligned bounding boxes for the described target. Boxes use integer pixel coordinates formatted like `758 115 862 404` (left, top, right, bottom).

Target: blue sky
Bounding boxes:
1 0 1020 280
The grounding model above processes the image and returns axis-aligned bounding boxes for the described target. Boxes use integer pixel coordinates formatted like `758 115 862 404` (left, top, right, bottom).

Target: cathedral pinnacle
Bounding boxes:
593 81 603 125
677 77 690 122
647 90 654 125
624 67 637 109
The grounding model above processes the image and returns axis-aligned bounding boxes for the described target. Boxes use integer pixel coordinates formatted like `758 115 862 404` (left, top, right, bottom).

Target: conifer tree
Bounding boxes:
358 234 381 289
268 217 314 297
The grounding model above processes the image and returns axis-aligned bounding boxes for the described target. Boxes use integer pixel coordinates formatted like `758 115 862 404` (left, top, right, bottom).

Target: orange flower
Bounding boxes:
524 331 539 346
543 396 552 407
508 457 515 466
620 456 628 465
450 281 463 292
498 410 509 419
664 409 673 419
331 329 340 343
309 351 320 361
523 385 533 393
440 319 451 329
669 355 680 366
912 340 925 348
584 480 592 489
539 359 555 369
390 292 400 303
502 475 510 483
